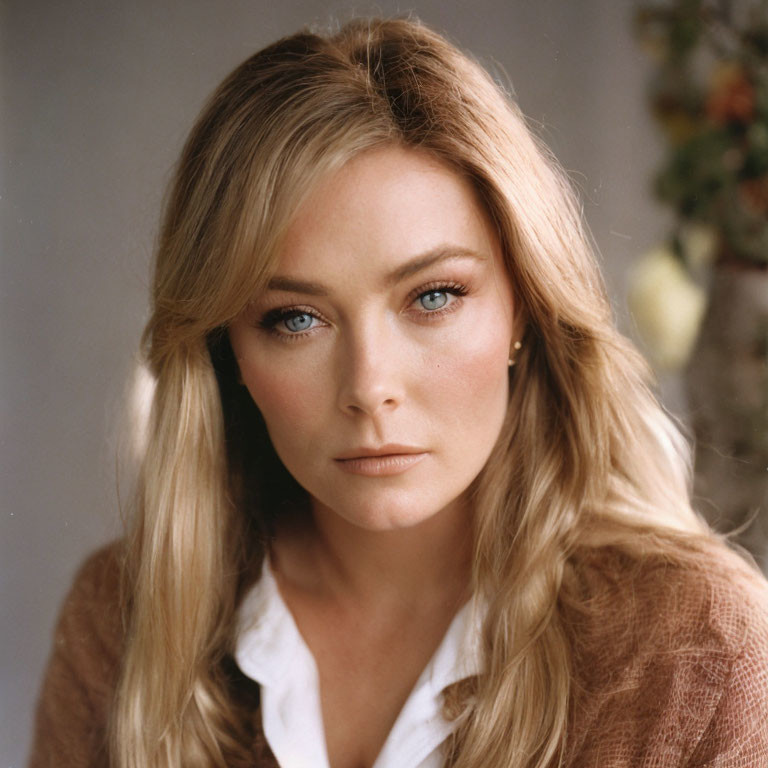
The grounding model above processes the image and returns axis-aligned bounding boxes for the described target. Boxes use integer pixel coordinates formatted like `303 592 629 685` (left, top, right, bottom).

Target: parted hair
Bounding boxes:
114 16 717 768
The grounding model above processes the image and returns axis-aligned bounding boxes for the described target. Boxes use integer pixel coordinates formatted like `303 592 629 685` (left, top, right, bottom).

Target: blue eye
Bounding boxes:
259 281 468 341
411 283 469 318
283 312 314 332
258 306 321 339
420 290 448 310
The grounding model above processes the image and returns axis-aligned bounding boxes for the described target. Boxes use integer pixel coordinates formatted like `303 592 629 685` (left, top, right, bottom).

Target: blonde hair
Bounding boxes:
114 16 720 767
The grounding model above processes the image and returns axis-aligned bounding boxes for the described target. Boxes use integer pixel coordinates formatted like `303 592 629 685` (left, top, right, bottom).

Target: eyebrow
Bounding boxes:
266 246 487 296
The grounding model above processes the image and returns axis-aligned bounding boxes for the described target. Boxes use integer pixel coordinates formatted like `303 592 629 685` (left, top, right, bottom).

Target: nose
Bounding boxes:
336 322 404 418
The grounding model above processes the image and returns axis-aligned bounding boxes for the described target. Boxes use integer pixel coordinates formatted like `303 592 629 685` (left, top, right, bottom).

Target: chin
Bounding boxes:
345 510 436 532
313 486 465 533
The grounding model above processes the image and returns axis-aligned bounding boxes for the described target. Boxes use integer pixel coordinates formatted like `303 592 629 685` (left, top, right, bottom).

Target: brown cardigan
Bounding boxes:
29 542 768 767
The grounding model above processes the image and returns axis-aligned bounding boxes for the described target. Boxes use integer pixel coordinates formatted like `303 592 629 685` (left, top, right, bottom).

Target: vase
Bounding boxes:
685 264 768 572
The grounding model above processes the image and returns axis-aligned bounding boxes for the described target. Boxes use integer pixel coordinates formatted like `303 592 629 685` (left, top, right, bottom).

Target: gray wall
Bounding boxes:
1 1 670 763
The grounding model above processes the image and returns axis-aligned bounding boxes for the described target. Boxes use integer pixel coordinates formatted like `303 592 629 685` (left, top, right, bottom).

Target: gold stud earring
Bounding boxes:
508 340 522 367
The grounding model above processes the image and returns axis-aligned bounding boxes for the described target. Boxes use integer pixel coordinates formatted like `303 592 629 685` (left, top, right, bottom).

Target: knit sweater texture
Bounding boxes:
28 541 768 767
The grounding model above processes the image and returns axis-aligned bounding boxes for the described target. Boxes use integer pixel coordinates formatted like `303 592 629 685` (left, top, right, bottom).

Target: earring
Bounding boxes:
508 340 522 367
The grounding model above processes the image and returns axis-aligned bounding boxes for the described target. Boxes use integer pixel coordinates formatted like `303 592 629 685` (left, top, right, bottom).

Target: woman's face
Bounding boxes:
229 145 517 531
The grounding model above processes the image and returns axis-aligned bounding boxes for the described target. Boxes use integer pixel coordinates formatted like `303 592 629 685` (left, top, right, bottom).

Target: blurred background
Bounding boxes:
2 0 766 764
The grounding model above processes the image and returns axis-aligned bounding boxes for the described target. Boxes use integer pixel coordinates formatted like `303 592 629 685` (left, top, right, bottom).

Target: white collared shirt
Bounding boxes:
234 558 483 768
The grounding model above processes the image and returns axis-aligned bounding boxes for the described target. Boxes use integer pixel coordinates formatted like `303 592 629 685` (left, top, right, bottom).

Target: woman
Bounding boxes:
30 16 768 768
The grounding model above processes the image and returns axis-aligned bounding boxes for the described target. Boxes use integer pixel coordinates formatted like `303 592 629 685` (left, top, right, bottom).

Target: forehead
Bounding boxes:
272 144 505 283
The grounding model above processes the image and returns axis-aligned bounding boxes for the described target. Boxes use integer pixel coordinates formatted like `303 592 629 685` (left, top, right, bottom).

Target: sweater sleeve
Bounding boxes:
685 612 768 767
562 546 768 767
27 543 124 768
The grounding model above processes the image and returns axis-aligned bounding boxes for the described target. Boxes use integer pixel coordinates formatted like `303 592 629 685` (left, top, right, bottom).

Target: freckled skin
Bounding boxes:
229 145 516 532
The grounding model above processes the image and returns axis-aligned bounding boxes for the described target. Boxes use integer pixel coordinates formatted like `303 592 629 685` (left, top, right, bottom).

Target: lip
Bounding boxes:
334 452 428 477
334 444 427 460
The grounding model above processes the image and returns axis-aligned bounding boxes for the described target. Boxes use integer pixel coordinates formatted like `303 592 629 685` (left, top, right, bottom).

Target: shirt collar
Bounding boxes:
234 556 485 768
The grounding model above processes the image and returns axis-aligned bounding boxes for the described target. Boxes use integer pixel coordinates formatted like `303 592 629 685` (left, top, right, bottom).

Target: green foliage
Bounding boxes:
636 0 768 268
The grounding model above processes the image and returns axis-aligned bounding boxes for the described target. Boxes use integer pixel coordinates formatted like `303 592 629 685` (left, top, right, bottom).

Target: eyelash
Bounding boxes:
258 281 470 341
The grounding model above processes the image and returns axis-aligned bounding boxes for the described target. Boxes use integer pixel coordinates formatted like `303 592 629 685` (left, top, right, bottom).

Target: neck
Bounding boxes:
273 497 473 615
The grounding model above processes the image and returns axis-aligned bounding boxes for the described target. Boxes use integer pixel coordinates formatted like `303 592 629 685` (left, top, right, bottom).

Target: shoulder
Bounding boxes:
28 541 125 768
566 543 768 661
563 542 768 767
47 541 125 676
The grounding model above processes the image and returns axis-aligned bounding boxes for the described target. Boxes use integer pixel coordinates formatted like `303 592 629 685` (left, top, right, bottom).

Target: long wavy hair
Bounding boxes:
113 16 722 768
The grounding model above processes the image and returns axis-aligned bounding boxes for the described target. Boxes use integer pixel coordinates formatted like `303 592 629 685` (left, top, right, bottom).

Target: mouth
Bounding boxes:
334 444 426 460
333 446 429 477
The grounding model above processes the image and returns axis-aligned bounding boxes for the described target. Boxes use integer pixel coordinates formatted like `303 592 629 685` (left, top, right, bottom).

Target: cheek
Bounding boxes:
427 313 511 419
240 360 324 443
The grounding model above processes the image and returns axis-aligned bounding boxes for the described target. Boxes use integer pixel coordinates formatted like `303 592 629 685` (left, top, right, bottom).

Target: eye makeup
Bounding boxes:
254 278 472 341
